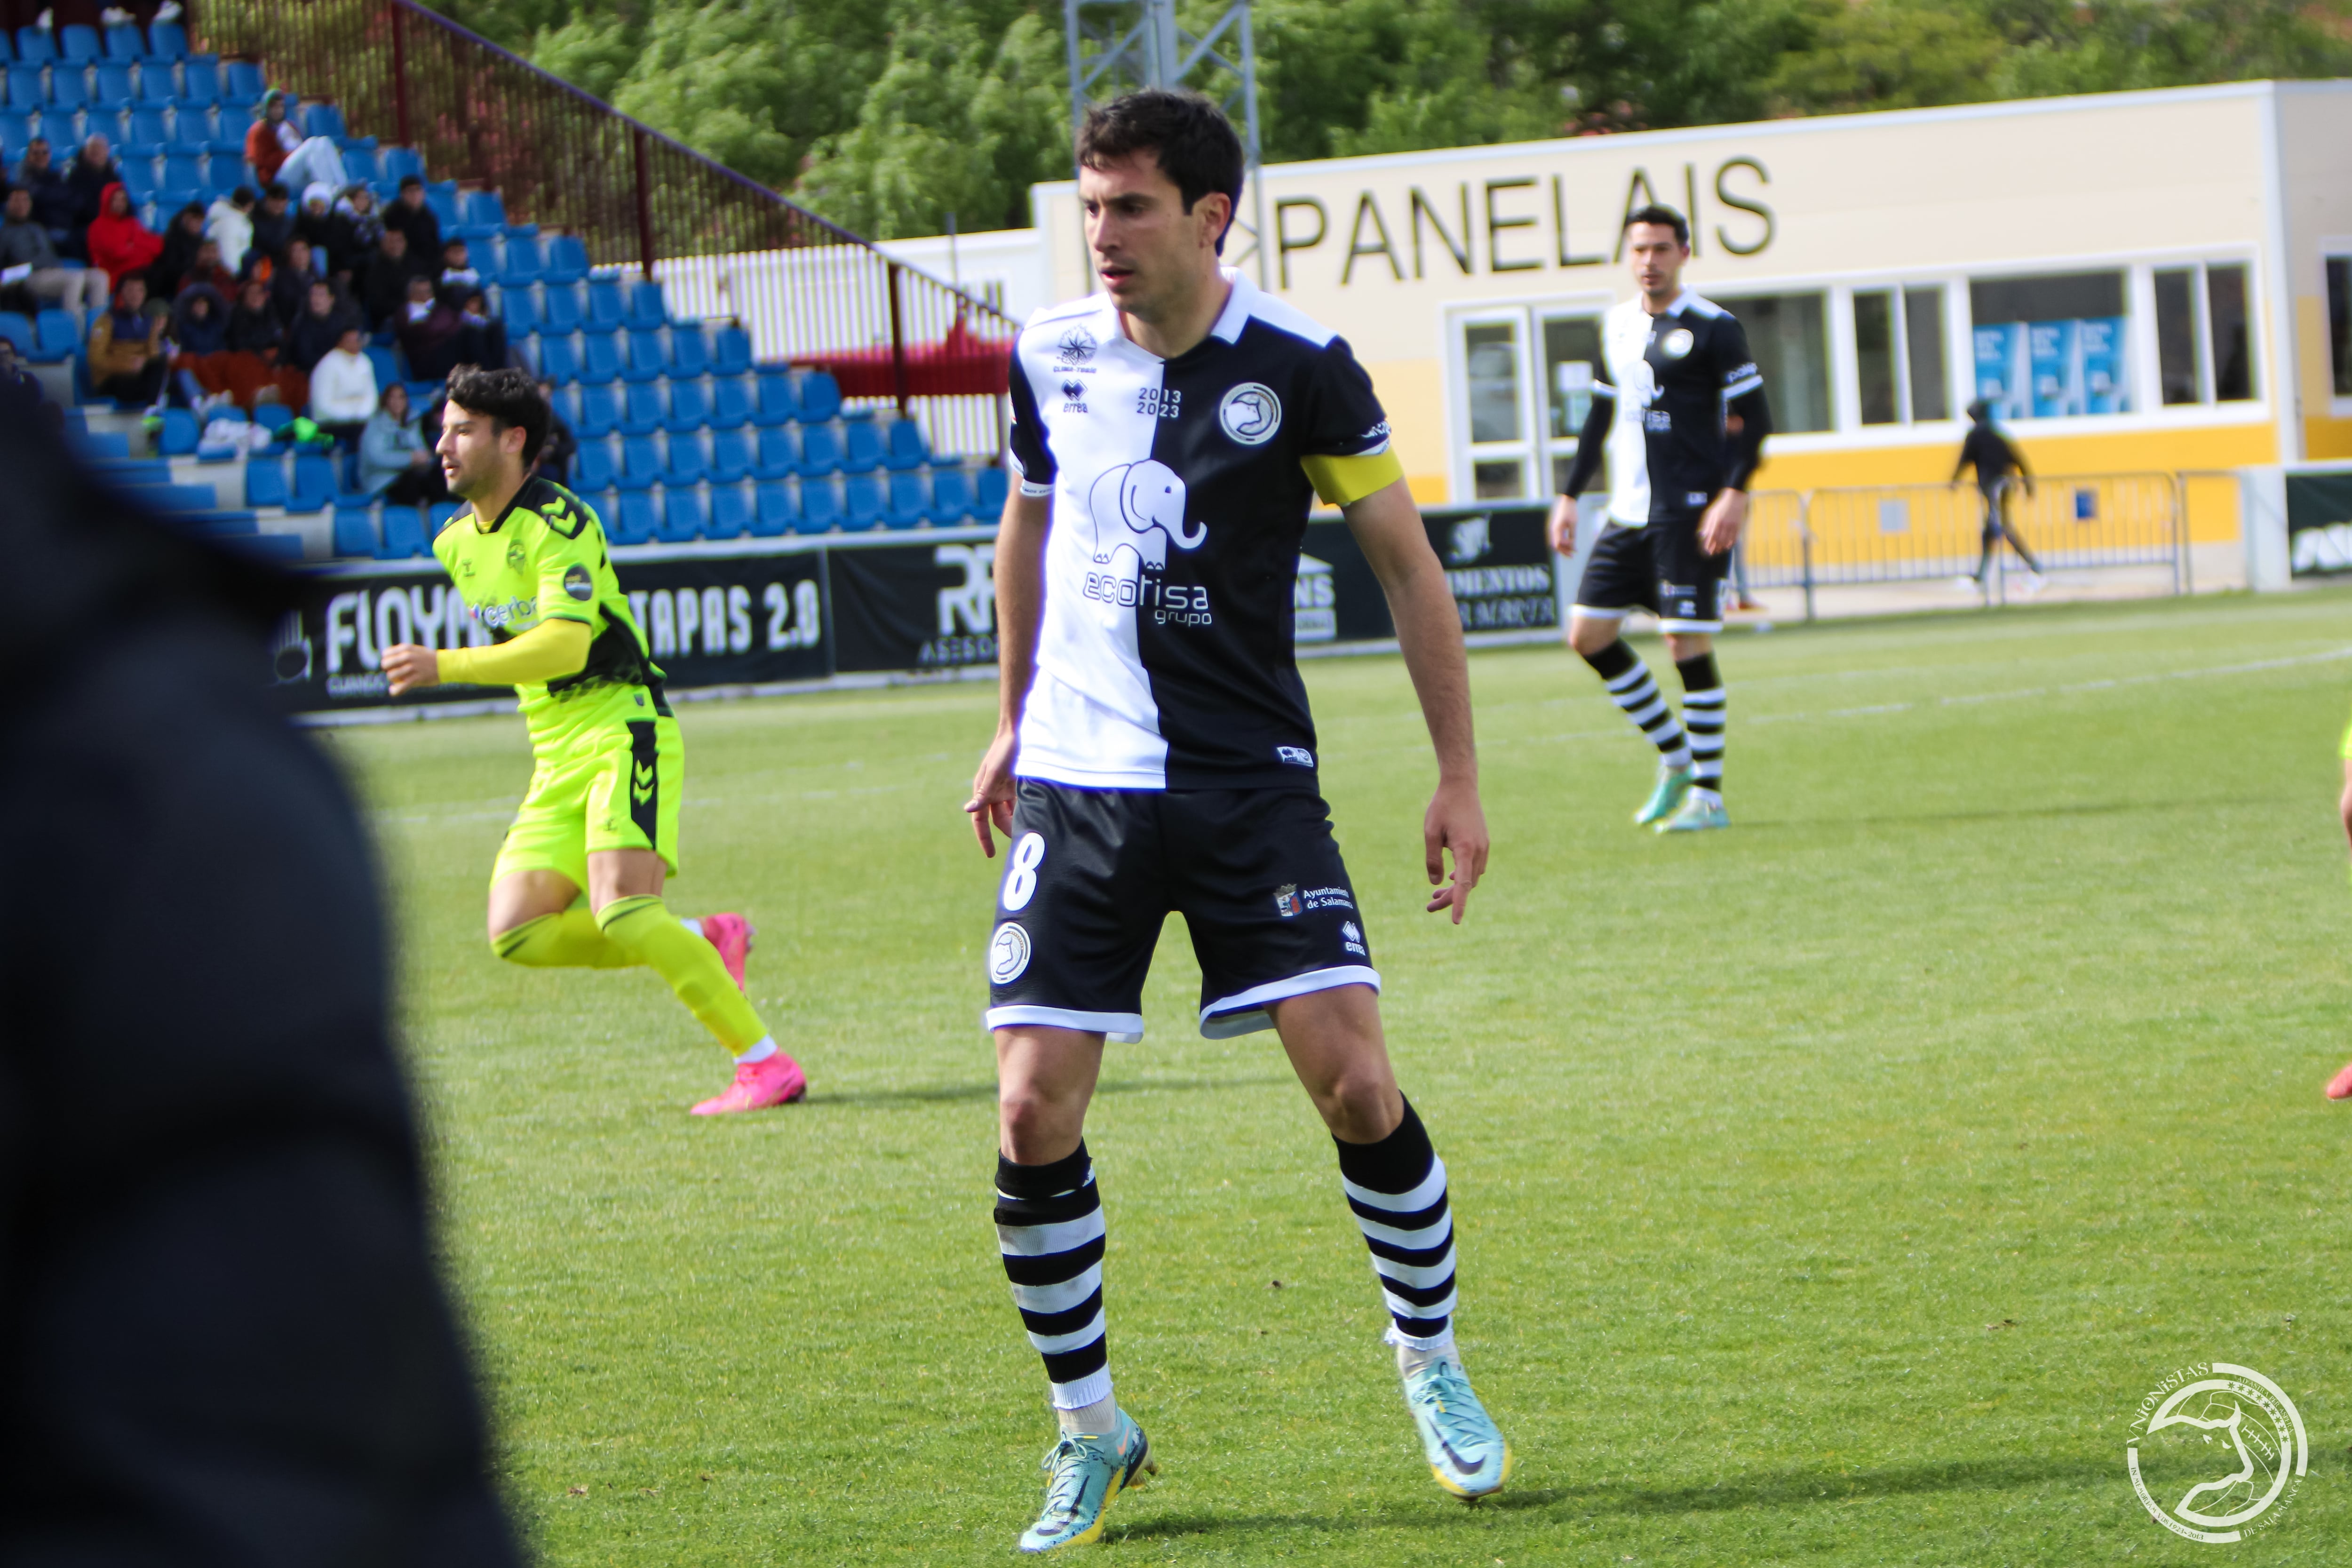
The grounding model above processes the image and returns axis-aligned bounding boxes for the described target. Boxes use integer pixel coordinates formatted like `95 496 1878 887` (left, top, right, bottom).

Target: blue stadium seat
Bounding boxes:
103 24 143 60
332 506 378 557
302 103 346 142
883 418 928 471
708 376 753 431
534 334 580 383
753 372 798 427
840 413 884 474
125 106 168 154
929 466 975 523
203 151 244 191
706 485 753 541
364 343 401 388
500 233 542 285
178 56 219 108
0 28 10 60
423 186 459 233
663 379 710 434
540 282 582 334
14 28 55 66
377 506 429 558
49 65 89 110
85 106 127 147
750 481 795 537
451 188 503 242
500 287 539 337
575 383 620 438
118 156 158 200
577 330 621 387
341 143 379 185
668 326 709 379
136 62 175 105
884 470 929 528
242 455 289 509
209 105 254 155
150 22 190 61
842 472 885 532
797 478 842 534
0 312 30 354
544 382 577 432
799 371 843 422
753 425 801 481
222 59 264 99
662 433 706 488
708 427 753 484
167 108 211 152
0 111 25 160
232 533 305 563
2 66 37 108
378 145 422 185
585 276 626 331
619 380 664 437
159 151 202 191
35 111 78 150
658 489 704 543
624 279 667 329
611 489 657 544
974 466 1009 517
622 328 665 384
59 25 101 64
30 308 76 362
797 422 843 477
712 326 753 377
91 63 134 110
427 501 460 538
573 439 617 492
616 434 662 491
290 451 338 512
542 234 588 286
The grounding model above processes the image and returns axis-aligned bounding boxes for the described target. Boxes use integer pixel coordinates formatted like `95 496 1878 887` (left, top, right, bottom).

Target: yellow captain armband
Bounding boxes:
1303 448 1406 508
438 619 593 687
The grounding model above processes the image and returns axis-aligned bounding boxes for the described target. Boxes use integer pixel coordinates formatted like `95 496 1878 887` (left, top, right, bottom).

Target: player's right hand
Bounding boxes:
381 642 439 697
1547 493 1577 557
965 727 1019 857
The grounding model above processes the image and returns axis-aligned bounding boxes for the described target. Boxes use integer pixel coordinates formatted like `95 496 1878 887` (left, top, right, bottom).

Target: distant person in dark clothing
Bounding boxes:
171 281 229 354
286 278 361 374
438 238 480 294
62 135 122 249
363 226 423 330
269 235 326 326
399 277 501 382
150 203 211 303
326 183 383 287
1952 399 2042 587
0 334 48 422
382 175 442 264
0 405 524 1567
532 375 576 485
249 182 294 263
12 138 76 252
174 236 238 302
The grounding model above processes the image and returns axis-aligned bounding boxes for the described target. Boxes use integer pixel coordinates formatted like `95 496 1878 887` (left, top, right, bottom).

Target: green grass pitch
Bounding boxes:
327 589 2352 1565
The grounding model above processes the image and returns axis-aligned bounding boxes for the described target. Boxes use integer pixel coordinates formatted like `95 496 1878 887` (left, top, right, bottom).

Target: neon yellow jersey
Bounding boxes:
434 477 666 748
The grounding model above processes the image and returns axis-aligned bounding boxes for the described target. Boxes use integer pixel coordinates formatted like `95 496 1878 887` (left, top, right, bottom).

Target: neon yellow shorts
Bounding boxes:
491 710 684 890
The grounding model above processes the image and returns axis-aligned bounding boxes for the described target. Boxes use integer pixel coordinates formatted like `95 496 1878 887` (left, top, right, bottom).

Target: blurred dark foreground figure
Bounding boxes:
0 417 522 1561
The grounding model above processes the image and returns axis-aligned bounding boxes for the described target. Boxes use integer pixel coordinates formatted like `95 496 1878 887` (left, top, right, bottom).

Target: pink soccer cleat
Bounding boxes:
2327 1061 2352 1101
691 1051 807 1115
699 912 755 991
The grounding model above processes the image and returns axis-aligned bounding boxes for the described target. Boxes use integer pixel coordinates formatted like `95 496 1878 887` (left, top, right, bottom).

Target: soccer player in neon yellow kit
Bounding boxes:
381 366 805 1114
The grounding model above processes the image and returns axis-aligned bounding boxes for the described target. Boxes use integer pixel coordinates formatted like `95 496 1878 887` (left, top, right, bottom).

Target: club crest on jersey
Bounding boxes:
562 563 594 601
1660 326 1695 358
1082 459 1208 613
1054 327 1097 368
1219 382 1281 445
1274 884 1302 918
506 540 527 570
988 921 1032 984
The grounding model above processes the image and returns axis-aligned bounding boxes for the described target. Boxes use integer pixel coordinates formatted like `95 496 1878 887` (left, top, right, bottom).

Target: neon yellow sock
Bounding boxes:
492 898 636 968
596 894 768 1055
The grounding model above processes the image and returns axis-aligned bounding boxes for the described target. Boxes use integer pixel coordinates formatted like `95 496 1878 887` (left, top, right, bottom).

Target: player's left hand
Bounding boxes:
1423 776 1489 923
381 642 440 696
1699 489 1749 556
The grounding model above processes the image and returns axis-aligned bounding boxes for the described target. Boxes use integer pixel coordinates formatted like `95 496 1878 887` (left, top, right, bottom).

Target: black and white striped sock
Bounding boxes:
995 1143 1111 1412
1335 1098 1458 1352
1677 653 1725 797
1583 640 1692 770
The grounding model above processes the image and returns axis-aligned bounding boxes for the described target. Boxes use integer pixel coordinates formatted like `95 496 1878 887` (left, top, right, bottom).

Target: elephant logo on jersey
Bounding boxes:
1082 460 1208 608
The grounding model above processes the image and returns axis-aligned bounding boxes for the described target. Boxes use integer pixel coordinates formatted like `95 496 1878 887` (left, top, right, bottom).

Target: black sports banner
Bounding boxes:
2286 471 2352 577
278 505 1556 715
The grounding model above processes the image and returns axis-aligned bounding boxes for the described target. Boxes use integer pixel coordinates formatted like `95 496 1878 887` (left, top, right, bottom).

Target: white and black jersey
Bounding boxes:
1007 269 1403 791
1562 291 1770 525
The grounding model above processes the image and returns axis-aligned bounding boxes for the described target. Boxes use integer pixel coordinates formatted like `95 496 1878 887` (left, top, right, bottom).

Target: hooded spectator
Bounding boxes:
295 183 338 260
171 281 229 356
205 185 256 274
0 184 110 333
326 184 382 283
88 275 168 406
249 183 294 262
225 276 283 358
85 183 164 293
245 89 302 188
362 225 422 329
286 279 361 374
381 175 441 263
150 203 209 302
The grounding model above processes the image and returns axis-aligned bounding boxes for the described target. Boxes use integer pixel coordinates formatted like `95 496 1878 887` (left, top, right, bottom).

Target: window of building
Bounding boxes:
2153 263 2256 407
1905 287 1949 422
1851 286 1949 426
1464 322 1523 445
1717 292 1830 433
1542 313 1604 496
1969 271 2130 418
2330 255 2352 398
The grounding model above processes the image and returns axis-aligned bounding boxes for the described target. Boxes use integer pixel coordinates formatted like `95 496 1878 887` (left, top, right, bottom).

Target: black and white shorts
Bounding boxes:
1574 516 1729 633
985 780 1379 1043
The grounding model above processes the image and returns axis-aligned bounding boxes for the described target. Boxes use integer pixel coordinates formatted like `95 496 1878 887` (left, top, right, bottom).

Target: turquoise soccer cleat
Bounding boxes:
1017 1409 1156 1553
1656 791 1729 834
1634 762 1696 826
1402 1354 1512 1502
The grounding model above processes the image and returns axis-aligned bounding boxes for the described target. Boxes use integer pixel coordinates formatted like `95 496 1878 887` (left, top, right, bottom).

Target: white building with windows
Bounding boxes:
1004 80 2352 547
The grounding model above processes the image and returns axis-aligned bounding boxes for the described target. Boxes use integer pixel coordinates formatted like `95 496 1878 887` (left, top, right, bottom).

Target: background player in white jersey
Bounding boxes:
962 89 1509 1552
1549 205 1772 833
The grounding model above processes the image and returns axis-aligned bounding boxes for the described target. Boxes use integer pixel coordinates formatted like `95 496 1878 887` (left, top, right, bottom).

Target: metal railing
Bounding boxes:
1746 473 2190 618
188 0 1017 460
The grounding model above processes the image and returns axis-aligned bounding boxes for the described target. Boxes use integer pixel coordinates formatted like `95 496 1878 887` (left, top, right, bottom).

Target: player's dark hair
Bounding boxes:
445 364 549 464
1623 203 1690 247
1076 89 1245 253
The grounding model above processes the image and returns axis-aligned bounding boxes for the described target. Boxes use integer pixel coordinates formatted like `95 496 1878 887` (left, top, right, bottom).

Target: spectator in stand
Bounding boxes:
310 323 378 450
1 186 111 334
438 238 480 293
326 184 383 288
63 137 122 252
362 226 422 331
249 183 294 265
174 237 237 301
286 279 360 374
382 176 442 267
12 140 77 258
181 275 307 412
269 236 327 326
85 183 164 295
245 90 302 188
0 336 48 421
361 382 445 504
150 203 210 303
457 289 509 369
295 183 338 263
533 376 577 486
397 274 464 380
171 281 228 356
206 185 256 275
225 276 283 360
88 276 169 408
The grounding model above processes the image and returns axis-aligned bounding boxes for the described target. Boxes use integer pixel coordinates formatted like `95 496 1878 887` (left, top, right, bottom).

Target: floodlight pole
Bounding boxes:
1064 0 1267 291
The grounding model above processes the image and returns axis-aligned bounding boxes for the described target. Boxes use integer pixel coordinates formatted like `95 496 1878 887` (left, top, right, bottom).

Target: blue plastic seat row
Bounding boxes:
1 54 224 111
582 469 1001 543
568 414 932 491
8 22 195 65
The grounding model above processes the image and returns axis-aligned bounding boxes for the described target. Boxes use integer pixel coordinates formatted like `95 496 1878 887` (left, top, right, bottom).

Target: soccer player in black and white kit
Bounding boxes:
962 90 1509 1552
1549 205 1772 832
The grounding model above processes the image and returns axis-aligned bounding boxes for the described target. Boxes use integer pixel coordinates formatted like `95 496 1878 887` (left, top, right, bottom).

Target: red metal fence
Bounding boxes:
188 0 1015 460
